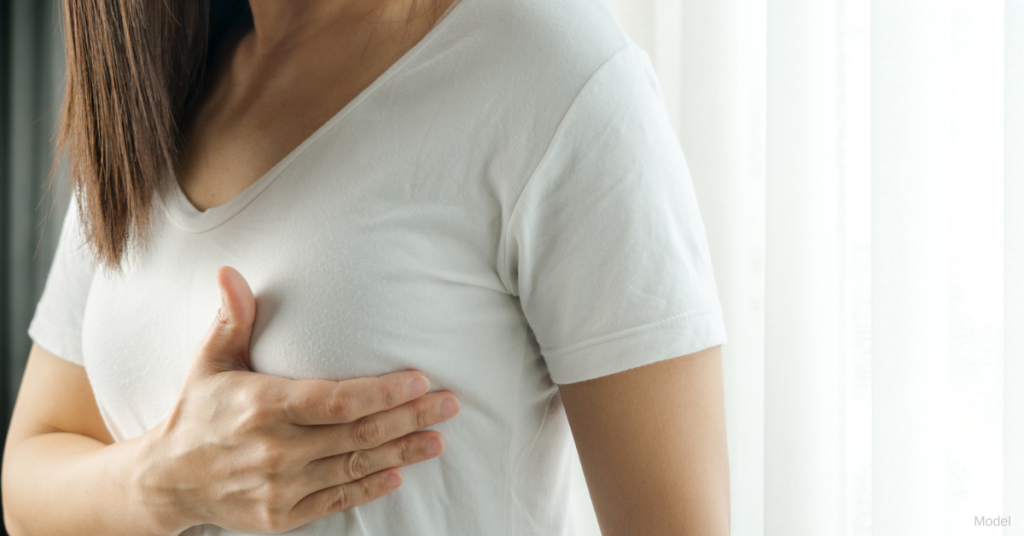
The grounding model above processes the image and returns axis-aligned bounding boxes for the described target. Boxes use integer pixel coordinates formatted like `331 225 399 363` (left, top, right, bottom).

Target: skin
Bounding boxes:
2 0 731 534
3 267 461 535
560 346 731 535
176 0 457 210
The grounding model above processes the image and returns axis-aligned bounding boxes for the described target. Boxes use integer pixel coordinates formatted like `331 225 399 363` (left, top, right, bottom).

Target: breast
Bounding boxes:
80 196 541 536
80 191 531 447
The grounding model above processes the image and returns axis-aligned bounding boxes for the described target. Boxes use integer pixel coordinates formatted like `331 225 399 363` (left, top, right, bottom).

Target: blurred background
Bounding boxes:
1 0 72 532
2 0 1021 535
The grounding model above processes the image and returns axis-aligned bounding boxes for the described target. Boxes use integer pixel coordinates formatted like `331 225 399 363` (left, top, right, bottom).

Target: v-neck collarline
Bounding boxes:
160 0 470 234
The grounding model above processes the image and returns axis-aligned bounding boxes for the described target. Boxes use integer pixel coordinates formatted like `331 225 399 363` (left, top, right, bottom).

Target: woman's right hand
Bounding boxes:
130 267 460 535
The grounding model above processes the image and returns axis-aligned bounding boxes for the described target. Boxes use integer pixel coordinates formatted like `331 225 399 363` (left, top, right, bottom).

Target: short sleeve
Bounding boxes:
27 195 97 366
503 43 728 385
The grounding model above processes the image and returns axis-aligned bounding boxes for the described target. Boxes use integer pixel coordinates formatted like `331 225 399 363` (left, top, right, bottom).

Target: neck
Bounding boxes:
246 1 349 51
246 0 440 53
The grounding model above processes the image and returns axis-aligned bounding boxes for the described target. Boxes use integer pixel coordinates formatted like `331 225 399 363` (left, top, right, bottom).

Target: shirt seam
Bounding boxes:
497 42 635 296
159 0 474 235
543 307 723 360
548 309 728 385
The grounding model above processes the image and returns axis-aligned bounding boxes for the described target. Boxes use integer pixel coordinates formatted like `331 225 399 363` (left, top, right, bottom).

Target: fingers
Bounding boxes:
289 467 404 528
281 370 433 426
303 430 444 492
301 390 460 460
190 266 257 375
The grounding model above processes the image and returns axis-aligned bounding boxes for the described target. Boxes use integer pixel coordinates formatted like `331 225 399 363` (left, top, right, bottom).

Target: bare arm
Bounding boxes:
559 345 730 536
2 267 459 535
1 343 160 535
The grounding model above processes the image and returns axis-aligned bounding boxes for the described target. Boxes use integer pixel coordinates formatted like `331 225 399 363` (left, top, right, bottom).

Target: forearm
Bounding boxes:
6 293 460 536
2 431 177 536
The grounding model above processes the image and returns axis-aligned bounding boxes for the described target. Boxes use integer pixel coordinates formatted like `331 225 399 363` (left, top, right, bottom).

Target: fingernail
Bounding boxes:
440 397 459 418
385 472 402 489
408 377 429 397
425 437 443 456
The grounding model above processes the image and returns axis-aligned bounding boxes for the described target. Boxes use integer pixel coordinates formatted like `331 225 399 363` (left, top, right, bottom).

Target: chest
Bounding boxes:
173 25 438 212
81 149 522 440
77 187 546 535
173 73 383 212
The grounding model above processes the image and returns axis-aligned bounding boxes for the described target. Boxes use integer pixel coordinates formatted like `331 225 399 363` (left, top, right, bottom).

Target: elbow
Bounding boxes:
2 449 27 536
4 509 25 536
2 484 27 536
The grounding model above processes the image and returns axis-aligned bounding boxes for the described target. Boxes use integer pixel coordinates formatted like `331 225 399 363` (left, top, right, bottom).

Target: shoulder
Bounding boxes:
487 0 630 59
440 0 635 92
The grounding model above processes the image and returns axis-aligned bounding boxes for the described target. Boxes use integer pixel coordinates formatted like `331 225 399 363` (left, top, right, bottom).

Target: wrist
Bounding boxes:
121 426 199 536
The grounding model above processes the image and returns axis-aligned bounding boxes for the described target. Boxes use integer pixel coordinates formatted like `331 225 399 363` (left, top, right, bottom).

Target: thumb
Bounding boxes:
192 266 256 375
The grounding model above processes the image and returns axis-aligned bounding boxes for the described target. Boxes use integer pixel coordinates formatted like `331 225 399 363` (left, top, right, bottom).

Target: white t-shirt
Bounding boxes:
28 0 727 533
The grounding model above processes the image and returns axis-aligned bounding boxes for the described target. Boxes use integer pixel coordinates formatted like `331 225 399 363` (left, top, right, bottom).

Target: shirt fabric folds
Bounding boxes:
28 0 727 533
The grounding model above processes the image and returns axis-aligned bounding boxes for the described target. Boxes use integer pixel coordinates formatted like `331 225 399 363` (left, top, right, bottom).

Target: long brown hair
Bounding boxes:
55 0 252 271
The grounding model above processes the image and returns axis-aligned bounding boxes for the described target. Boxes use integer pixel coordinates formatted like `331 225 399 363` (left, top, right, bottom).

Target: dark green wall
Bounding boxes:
2 0 69 532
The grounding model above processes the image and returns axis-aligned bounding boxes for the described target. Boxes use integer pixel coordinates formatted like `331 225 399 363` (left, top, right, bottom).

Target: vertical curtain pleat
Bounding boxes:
836 1 872 534
947 0 1005 529
765 1 839 535
587 1 1016 534
871 1 951 534
671 2 766 535
1005 0 1024 534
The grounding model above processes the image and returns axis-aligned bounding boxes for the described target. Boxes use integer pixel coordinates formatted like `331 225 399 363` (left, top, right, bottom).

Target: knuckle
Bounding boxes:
398 438 416 465
258 488 282 510
326 389 354 422
213 307 233 333
255 504 287 533
352 418 383 448
232 384 255 407
234 388 277 429
242 380 269 402
238 407 272 433
343 450 372 481
413 404 433 430
328 485 353 512
361 475 379 498
381 383 400 408
253 442 287 474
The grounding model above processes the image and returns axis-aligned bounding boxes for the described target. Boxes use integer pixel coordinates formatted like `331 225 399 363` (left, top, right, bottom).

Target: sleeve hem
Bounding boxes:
544 309 727 385
27 316 85 367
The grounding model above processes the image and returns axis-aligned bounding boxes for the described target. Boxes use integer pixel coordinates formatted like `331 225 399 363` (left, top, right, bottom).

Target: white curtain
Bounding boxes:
567 1 1022 535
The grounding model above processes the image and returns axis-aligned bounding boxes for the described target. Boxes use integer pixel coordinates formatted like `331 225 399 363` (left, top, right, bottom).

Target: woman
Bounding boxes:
1 0 730 534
